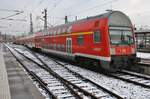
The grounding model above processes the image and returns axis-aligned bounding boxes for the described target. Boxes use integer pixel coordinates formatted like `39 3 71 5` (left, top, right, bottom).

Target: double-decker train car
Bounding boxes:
15 11 137 72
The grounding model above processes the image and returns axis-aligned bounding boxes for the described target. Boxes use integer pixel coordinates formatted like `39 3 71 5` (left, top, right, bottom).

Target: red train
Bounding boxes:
15 11 137 72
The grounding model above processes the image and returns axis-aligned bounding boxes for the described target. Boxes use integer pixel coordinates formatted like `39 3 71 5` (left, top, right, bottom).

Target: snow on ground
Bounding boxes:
65 64 150 99
137 52 150 59
10 44 150 98
15 47 43 65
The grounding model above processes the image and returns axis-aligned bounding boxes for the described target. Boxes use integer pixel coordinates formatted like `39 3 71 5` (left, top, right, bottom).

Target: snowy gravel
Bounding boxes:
15 48 43 65
9 44 150 99
65 64 150 99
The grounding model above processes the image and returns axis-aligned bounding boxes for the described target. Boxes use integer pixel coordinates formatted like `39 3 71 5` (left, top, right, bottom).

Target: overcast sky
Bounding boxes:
0 0 150 35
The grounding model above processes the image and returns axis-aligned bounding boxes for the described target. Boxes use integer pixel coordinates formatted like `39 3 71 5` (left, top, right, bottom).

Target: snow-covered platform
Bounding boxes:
137 52 150 59
135 52 150 75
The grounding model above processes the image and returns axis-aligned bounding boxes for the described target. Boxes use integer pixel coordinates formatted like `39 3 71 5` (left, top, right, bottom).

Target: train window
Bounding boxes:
55 30 57 35
48 31 50 35
62 28 66 33
77 35 84 45
61 44 65 51
49 31 51 36
46 31 48 35
51 31 54 35
58 28 61 34
67 26 72 33
50 44 52 48
51 44 53 49
54 44 56 49
94 31 101 43
57 44 60 50
54 31 56 35
49 44 51 48
60 44 63 51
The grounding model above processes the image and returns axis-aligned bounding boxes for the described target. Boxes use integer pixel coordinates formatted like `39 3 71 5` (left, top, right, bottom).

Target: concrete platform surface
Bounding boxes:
0 43 11 99
3 44 45 99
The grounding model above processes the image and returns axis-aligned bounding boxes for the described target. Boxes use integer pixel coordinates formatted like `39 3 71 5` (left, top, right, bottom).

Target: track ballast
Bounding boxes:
6 44 124 99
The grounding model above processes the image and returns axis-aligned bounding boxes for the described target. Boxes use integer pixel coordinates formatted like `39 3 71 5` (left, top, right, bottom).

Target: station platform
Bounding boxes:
0 43 11 99
0 43 45 99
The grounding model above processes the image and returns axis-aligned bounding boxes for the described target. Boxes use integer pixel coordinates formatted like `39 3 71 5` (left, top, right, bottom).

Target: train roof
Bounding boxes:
135 29 150 34
48 11 132 30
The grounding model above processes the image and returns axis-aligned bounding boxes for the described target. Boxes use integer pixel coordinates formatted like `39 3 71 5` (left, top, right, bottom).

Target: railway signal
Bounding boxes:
42 9 47 30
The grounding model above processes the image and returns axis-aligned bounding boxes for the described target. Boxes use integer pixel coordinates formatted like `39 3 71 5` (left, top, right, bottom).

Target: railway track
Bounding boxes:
34 50 150 89
33 47 150 89
6 44 124 99
109 70 150 89
136 58 150 66
6 45 80 99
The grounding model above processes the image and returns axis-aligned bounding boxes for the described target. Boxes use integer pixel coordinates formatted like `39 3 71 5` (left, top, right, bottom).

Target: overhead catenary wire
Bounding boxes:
0 9 21 12
31 0 46 12
0 0 119 34
70 0 118 16
47 0 63 14
1 18 27 22
0 11 24 20
49 0 118 26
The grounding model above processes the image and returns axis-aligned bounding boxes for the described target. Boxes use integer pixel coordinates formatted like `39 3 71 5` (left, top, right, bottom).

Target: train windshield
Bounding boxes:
109 30 134 45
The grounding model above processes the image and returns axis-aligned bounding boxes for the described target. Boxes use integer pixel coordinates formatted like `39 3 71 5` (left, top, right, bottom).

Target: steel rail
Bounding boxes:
5 44 57 99
44 55 125 99
8 45 84 99
27 46 124 99
24 48 101 99
119 70 150 80
107 72 150 89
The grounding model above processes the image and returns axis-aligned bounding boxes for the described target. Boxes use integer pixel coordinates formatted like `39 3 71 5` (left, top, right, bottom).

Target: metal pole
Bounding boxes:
65 16 68 24
30 13 33 34
43 9 47 30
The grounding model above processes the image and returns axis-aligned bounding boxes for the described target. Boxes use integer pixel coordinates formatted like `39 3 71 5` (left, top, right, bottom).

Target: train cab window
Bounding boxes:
94 31 101 43
54 31 56 35
77 35 84 45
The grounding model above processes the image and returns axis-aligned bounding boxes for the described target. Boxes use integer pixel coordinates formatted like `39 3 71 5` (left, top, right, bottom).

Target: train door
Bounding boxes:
66 38 72 54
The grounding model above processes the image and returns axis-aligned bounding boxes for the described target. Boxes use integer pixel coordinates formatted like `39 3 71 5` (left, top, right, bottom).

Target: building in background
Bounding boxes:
135 29 150 52
0 31 16 43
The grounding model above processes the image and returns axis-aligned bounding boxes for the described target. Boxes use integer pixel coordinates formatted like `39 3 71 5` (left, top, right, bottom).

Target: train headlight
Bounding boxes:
131 48 135 54
110 48 116 55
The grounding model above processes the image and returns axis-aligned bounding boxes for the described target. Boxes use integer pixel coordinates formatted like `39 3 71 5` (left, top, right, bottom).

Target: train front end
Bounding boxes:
104 11 137 71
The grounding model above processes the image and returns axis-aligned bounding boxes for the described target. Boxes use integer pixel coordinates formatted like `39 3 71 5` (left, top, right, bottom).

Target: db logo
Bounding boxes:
122 49 126 53
119 49 126 53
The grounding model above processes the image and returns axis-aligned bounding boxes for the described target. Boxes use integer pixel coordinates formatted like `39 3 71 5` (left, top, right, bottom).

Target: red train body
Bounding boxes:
15 11 137 71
